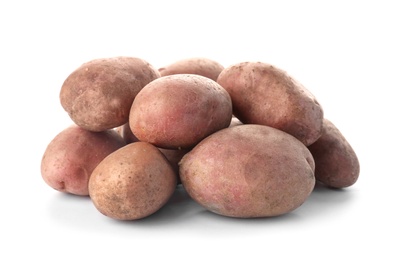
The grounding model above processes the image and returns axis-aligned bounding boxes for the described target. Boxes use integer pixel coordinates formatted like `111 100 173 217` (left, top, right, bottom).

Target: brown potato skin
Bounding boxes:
60 56 160 132
129 74 233 149
217 61 324 146
41 125 126 196
88 142 177 220
179 124 316 218
308 119 360 188
158 57 224 81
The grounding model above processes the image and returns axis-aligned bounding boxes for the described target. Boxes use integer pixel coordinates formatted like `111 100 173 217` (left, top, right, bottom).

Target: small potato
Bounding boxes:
129 74 232 149
179 124 316 218
41 125 126 196
88 142 177 220
158 57 224 81
60 56 160 132
217 61 324 146
308 119 360 188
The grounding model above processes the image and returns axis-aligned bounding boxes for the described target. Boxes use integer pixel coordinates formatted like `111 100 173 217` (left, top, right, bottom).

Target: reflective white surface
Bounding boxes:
1 0 401 259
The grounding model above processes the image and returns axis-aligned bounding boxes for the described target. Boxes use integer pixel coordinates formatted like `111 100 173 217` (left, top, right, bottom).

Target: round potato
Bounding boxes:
129 74 233 149
217 61 324 146
179 124 316 218
308 119 360 188
60 56 160 132
89 142 177 220
41 125 126 196
158 57 224 81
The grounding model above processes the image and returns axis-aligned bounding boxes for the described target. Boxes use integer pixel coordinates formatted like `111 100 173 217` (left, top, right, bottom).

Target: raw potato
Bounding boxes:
179 124 316 218
158 57 224 81
129 74 233 149
41 125 126 196
88 142 177 220
308 119 360 188
217 61 324 146
60 56 160 132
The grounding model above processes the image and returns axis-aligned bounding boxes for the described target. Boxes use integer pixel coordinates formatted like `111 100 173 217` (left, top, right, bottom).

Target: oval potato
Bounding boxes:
129 74 232 149
60 56 160 132
179 124 316 218
217 61 324 146
158 57 224 81
89 142 177 220
308 119 360 188
41 125 126 196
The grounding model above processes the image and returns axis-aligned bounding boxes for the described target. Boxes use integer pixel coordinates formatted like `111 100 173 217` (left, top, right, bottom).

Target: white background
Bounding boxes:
1 0 401 259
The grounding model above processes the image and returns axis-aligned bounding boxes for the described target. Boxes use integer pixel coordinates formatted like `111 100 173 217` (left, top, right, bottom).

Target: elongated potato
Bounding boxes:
308 119 360 188
60 56 160 132
41 125 126 196
129 74 232 149
179 124 316 218
89 142 177 220
217 61 324 146
158 57 224 81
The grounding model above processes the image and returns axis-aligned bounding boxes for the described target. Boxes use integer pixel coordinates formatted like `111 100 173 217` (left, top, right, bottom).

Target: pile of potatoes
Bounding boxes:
41 56 360 220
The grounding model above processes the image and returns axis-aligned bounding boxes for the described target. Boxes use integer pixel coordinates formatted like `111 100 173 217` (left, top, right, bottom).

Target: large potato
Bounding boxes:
308 119 360 188
60 56 160 132
41 125 126 196
158 57 224 81
129 74 232 149
88 142 177 220
217 61 324 146
179 124 316 218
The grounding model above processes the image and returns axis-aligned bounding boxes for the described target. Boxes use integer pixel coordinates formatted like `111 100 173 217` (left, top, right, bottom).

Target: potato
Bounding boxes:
41 125 126 196
179 124 316 218
308 119 360 188
88 142 177 220
129 74 233 149
158 57 224 81
217 61 324 146
60 56 160 132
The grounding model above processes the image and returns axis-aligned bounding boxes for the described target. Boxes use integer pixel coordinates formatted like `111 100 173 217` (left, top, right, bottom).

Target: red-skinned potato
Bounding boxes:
308 119 360 188
60 56 160 132
217 61 324 146
41 125 126 196
158 57 224 81
179 124 316 218
88 142 177 220
129 74 232 149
